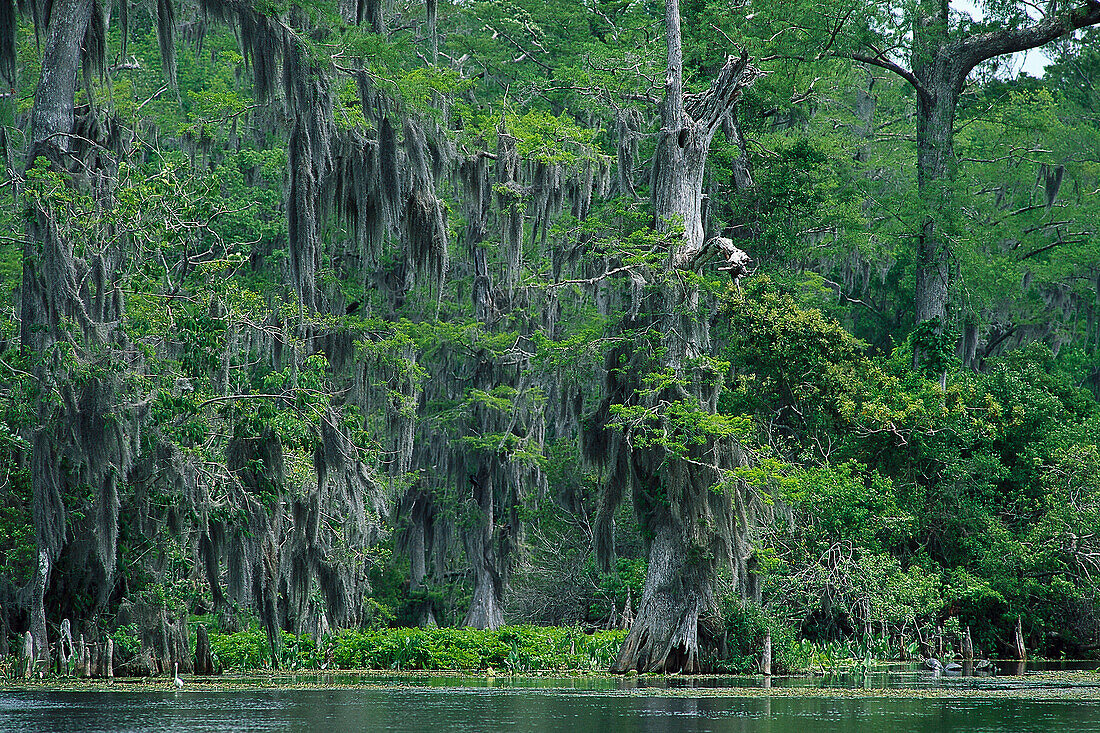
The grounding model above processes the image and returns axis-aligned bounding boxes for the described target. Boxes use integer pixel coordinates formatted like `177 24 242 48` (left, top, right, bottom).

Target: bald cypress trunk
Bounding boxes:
25 0 93 167
612 520 714 673
609 0 757 674
462 465 505 630
464 558 504 630
911 1 959 328
407 516 436 627
20 0 95 666
913 98 955 327
455 149 524 631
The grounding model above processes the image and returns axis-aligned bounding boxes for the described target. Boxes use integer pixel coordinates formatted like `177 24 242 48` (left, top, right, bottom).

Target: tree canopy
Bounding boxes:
1 0 1099 675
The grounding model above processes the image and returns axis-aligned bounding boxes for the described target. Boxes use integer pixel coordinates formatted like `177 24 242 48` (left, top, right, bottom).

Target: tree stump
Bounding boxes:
1014 616 1027 660
620 589 633 631
58 620 74 675
195 626 215 675
0 604 8 658
76 635 87 678
21 631 33 679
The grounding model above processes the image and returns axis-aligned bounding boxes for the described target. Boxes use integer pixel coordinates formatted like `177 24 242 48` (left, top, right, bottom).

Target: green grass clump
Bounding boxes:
207 626 627 673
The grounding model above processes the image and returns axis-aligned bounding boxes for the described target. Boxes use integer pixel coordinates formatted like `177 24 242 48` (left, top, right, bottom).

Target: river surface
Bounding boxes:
5 671 1100 732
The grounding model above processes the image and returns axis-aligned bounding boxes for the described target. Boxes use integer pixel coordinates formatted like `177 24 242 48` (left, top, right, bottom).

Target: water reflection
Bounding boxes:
5 685 1100 733
275 658 1098 694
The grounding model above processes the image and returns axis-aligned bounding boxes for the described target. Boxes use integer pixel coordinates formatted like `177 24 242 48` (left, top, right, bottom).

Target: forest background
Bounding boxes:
2 0 1100 676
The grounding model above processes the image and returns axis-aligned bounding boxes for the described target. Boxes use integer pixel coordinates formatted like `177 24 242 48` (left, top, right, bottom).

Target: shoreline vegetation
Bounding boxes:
0 622 1080 681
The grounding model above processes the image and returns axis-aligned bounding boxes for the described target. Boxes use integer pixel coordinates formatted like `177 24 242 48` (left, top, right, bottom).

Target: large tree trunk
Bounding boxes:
463 553 504 630
911 2 960 327
611 520 715 673
610 0 757 675
25 0 94 165
407 507 437 627
458 158 513 630
21 0 95 666
462 464 505 630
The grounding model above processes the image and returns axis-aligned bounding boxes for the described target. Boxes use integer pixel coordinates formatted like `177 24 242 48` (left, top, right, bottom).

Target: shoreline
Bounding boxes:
6 669 1100 700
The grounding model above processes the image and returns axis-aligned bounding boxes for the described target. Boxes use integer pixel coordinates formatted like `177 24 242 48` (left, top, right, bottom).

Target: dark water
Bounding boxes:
5 685 1100 733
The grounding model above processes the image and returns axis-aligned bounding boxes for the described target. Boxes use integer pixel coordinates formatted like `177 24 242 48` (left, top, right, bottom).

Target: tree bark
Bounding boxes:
911 0 960 327
611 520 714 673
463 555 504 630
462 465 505 630
407 511 437 627
611 0 758 675
195 625 215 675
26 0 93 166
20 0 95 667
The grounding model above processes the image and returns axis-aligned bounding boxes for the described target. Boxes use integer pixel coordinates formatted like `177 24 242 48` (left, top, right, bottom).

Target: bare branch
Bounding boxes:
850 53 930 103
546 265 639 289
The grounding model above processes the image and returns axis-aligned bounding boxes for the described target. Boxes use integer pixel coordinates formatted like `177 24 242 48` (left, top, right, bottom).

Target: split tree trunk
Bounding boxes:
611 0 757 674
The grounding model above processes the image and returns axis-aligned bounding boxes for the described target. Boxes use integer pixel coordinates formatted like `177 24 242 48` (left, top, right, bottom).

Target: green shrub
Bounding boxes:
715 599 798 673
208 625 628 672
209 628 269 670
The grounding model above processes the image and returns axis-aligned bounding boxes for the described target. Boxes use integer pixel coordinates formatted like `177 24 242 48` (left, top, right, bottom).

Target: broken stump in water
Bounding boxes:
76 635 87 677
1015 616 1027 660
58 620 74 675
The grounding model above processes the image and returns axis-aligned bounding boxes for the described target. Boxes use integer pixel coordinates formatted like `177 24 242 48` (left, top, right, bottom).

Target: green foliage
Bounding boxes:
784 461 911 555
111 624 143 660
0 422 33 585
718 282 1100 656
716 598 798 673
718 279 872 439
207 626 627 672
720 134 868 263
6 0 1100 672
904 319 960 378
209 628 272 670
